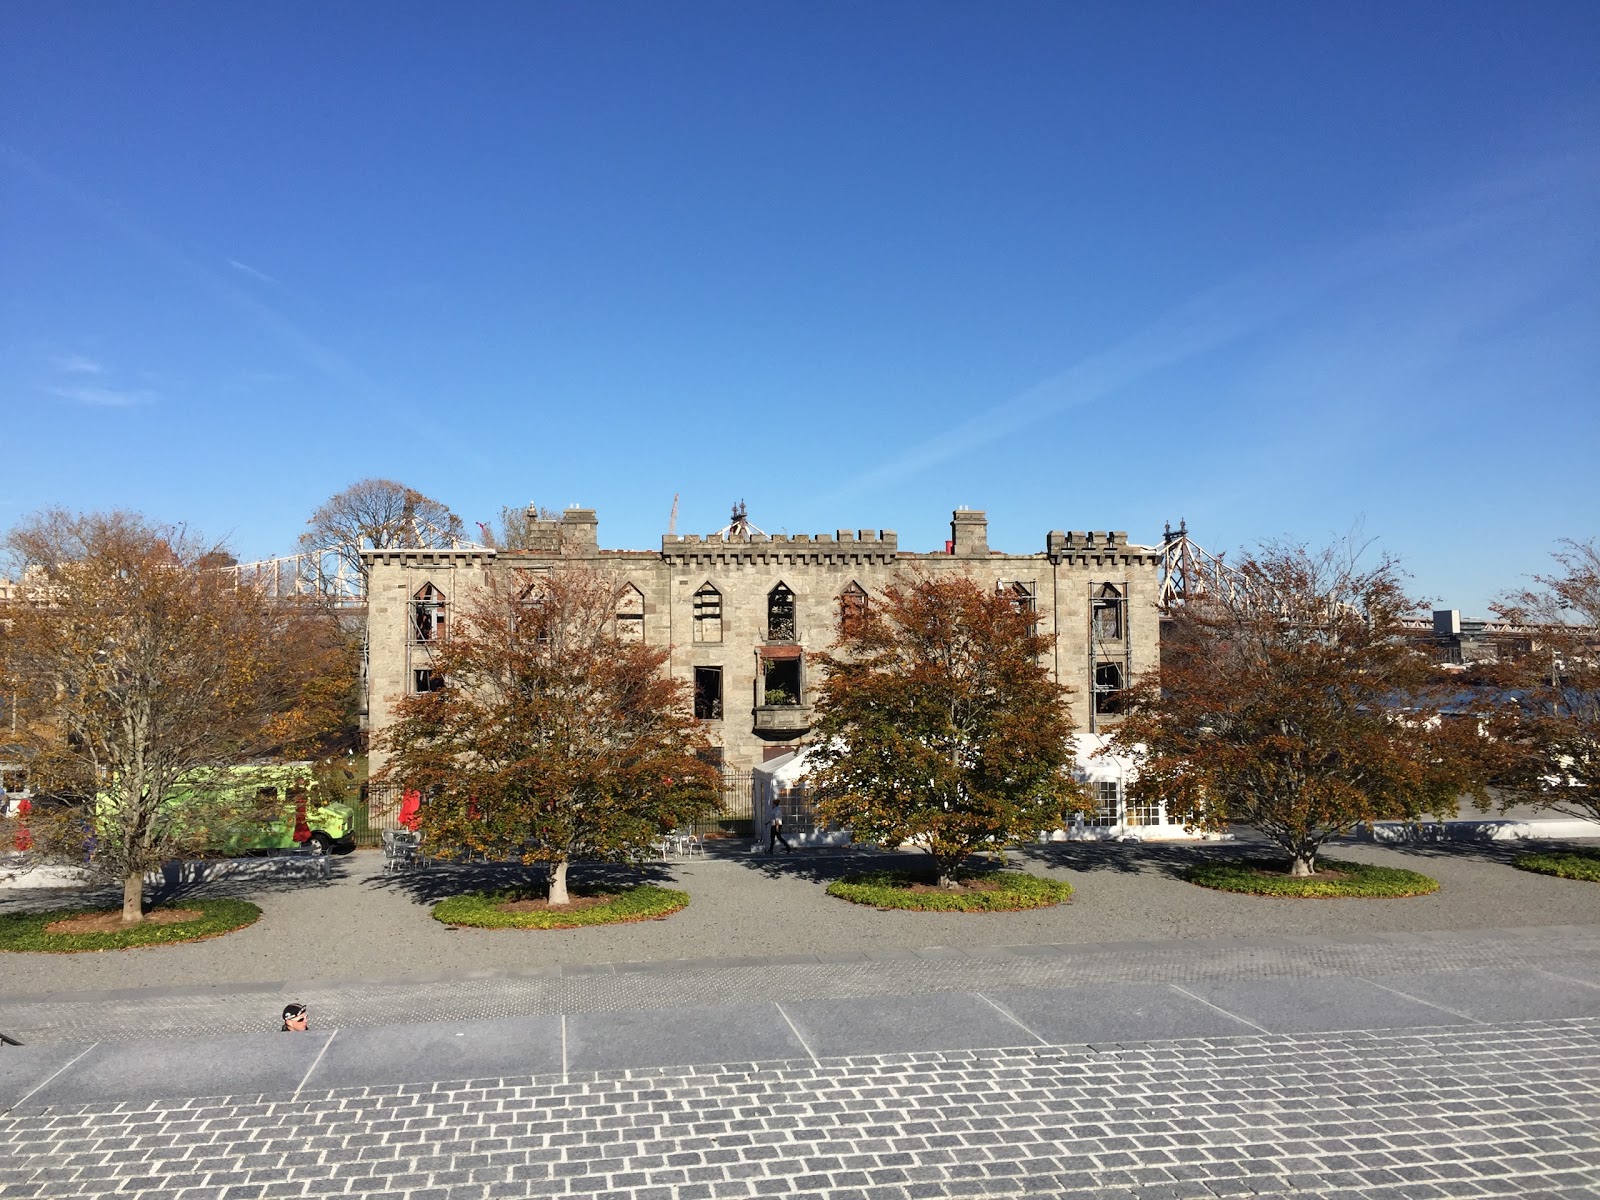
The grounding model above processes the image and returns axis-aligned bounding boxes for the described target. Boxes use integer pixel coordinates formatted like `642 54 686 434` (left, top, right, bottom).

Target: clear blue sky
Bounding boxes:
3 2 1596 614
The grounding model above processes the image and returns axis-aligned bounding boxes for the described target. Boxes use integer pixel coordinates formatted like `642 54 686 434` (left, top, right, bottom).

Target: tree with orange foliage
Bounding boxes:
1 509 354 921
377 566 718 904
1111 540 1492 876
808 573 1084 888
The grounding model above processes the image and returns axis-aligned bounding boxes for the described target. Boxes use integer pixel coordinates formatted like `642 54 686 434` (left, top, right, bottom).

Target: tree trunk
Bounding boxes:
121 872 144 923
1289 853 1317 877
548 859 570 906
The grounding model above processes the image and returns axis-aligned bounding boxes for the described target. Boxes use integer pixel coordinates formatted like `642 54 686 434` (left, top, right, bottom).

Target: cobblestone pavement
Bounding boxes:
3 1019 1598 1200
8 924 1600 1045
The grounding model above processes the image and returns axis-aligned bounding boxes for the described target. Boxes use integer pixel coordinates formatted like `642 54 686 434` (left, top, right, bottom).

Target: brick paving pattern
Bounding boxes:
3 1018 1598 1200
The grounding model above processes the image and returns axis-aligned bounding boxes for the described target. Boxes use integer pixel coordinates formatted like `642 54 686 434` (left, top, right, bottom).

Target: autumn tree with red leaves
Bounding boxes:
376 567 719 904
808 573 1084 888
1111 540 1492 875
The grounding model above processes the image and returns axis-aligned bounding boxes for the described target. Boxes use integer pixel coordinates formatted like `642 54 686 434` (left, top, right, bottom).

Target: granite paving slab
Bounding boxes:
0 1042 88 1110
983 981 1263 1043
565 1000 807 1072
302 1013 563 1090
781 989 1036 1057
1176 974 1478 1033
21 1029 331 1108
1368 966 1600 1022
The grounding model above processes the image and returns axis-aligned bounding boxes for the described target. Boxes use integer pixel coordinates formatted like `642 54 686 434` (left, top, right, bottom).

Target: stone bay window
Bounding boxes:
753 645 809 737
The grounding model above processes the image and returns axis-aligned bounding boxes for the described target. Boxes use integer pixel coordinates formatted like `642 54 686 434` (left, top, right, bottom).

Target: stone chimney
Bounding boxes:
560 508 599 556
951 509 988 557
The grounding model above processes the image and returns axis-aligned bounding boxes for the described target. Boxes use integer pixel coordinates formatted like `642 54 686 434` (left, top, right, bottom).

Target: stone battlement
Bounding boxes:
662 529 898 565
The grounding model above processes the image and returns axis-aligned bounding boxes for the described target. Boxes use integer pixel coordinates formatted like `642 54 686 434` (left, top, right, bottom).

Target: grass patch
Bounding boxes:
1513 847 1600 883
0 898 262 953
827 869 1072 912
1185 857 1439 898
433 883 689 929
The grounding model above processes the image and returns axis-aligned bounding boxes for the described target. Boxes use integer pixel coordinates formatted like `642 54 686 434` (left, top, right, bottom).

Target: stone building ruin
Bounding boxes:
362 506 1165 775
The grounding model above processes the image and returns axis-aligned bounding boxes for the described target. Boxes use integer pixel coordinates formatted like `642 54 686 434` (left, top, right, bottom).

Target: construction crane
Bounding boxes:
667 493 679 536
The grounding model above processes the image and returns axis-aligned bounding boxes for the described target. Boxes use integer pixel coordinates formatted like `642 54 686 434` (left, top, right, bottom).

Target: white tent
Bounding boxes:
1049 732 1214 841
750 746 853 848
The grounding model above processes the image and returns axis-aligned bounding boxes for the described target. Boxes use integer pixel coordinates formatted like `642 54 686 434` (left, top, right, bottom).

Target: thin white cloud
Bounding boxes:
44 383 154 408
830 147 1600 502
54 354 105 375
227 258 281 287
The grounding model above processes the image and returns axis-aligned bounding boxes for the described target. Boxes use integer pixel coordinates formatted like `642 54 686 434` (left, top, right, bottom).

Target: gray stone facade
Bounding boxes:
363 508 1163 774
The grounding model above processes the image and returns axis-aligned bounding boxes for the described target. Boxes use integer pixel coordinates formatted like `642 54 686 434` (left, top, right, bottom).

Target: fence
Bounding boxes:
358 770 757 847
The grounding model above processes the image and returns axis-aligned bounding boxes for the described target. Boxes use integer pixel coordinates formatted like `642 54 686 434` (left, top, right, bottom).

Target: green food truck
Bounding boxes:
135 763 357 856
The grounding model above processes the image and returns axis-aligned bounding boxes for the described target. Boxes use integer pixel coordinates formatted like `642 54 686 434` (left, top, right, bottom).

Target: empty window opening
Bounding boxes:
1001 580 1037 633
616 583 645 643
1094 662 1124 714
1092 583 1124 641
413 668 445 693
693 583 723 643
693 666 724 720
516 575 554 644
411 583 446 643
840 582 869 636
767 583 796 642
762 658 801 706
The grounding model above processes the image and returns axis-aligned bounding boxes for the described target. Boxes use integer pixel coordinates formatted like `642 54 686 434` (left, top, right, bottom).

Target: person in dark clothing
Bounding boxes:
281 1002 308 1032
767 810 792 854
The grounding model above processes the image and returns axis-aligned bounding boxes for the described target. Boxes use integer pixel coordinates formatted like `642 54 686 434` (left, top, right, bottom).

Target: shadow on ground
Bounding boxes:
363 859 679 905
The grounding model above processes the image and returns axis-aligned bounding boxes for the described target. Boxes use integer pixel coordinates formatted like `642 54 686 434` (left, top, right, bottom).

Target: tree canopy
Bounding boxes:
1111 540 1491 875
1483 538 1600 823
807 572 1084 887
376 566 719 903
1 509 354 919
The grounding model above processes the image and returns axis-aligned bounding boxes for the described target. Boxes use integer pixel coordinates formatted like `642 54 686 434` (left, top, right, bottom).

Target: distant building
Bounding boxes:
363 506 1164 775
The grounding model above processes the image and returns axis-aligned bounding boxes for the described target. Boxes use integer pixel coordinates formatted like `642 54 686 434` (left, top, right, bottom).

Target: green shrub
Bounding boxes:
1185 857 1439 898
0 898 262 953
433 883 689 929
827 869 1072 912
1513 848 1600 883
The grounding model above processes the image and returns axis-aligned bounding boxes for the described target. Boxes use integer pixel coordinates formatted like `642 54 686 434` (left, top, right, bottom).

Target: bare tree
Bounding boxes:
476 504 561 551
2 509 353 921
1112 539 1493 875
299 479 465 590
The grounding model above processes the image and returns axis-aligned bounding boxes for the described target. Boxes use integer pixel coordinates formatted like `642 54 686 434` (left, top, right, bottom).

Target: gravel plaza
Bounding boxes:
3 835 1600 1199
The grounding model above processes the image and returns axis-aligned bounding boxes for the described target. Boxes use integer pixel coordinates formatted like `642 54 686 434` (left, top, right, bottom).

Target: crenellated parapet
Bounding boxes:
662 529 898 566
363 547 497 569
1046 530 1161 565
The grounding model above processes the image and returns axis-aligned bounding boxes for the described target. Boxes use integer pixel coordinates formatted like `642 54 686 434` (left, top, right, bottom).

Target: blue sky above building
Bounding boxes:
2 1 1596 613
